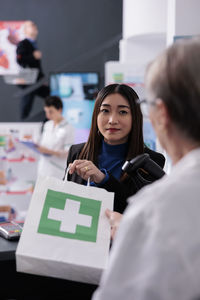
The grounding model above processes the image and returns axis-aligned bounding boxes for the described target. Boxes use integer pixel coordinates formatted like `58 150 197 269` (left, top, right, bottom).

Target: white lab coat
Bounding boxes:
37 119 75 179
93 147 200 300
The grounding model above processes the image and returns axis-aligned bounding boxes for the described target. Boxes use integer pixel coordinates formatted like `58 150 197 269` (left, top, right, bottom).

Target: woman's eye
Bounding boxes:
100 109 109 113
119 110 128 115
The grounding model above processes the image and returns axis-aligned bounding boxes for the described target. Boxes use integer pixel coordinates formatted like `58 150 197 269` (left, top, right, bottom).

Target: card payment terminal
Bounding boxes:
0 221 24 240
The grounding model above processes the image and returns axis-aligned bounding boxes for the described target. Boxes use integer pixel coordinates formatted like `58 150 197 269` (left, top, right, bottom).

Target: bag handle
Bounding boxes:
64 167 90 186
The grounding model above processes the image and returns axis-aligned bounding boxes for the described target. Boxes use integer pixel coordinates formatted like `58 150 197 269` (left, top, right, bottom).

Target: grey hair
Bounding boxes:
146 37 200 142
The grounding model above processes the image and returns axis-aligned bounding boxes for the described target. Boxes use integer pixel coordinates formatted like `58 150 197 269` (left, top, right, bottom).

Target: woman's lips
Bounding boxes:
106 128 120 132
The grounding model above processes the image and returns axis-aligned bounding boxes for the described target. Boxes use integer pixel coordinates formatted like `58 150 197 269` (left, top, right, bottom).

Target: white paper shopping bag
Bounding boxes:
16 175 114 284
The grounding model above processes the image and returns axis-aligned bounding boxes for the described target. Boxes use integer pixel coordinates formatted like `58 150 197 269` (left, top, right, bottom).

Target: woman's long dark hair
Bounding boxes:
79 84 144 181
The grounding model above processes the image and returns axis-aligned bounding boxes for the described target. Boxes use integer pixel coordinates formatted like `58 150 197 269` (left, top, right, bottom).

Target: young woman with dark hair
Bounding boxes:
65 84 165 213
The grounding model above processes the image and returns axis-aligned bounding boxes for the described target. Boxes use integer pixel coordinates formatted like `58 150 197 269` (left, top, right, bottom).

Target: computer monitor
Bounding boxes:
50 72 99 143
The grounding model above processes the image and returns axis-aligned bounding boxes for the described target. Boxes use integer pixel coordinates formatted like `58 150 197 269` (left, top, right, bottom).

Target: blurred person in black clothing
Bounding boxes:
16 20 50 120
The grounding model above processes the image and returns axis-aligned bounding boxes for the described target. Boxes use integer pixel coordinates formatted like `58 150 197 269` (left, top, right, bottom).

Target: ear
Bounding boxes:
154 98 170 130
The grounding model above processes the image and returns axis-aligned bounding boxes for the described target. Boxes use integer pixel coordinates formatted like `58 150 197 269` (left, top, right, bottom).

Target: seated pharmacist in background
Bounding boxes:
37 96 74 179
64 84 165 214
93 38 200 300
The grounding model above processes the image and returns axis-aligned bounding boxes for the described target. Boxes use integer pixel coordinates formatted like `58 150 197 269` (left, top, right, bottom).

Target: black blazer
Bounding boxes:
16 38 43 80
64 143 165 213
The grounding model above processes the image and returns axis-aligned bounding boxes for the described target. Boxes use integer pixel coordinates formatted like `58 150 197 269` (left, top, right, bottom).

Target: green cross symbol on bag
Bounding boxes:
38 189 102 242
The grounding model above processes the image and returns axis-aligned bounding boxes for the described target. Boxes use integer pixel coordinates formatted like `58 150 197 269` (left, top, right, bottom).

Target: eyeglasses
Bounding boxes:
136 98 156 118
136 98 156 106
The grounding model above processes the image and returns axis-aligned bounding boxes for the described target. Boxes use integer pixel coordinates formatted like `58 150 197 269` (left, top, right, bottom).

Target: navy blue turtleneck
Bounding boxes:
27 38 38 49
90 140 128 186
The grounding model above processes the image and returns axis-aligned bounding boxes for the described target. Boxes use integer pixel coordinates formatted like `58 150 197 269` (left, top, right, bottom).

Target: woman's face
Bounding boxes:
97 93 132 145
24 21 38 39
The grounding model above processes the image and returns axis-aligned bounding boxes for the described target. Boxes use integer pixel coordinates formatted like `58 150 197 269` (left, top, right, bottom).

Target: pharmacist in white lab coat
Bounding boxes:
37 96 74 179
93 38 200 300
